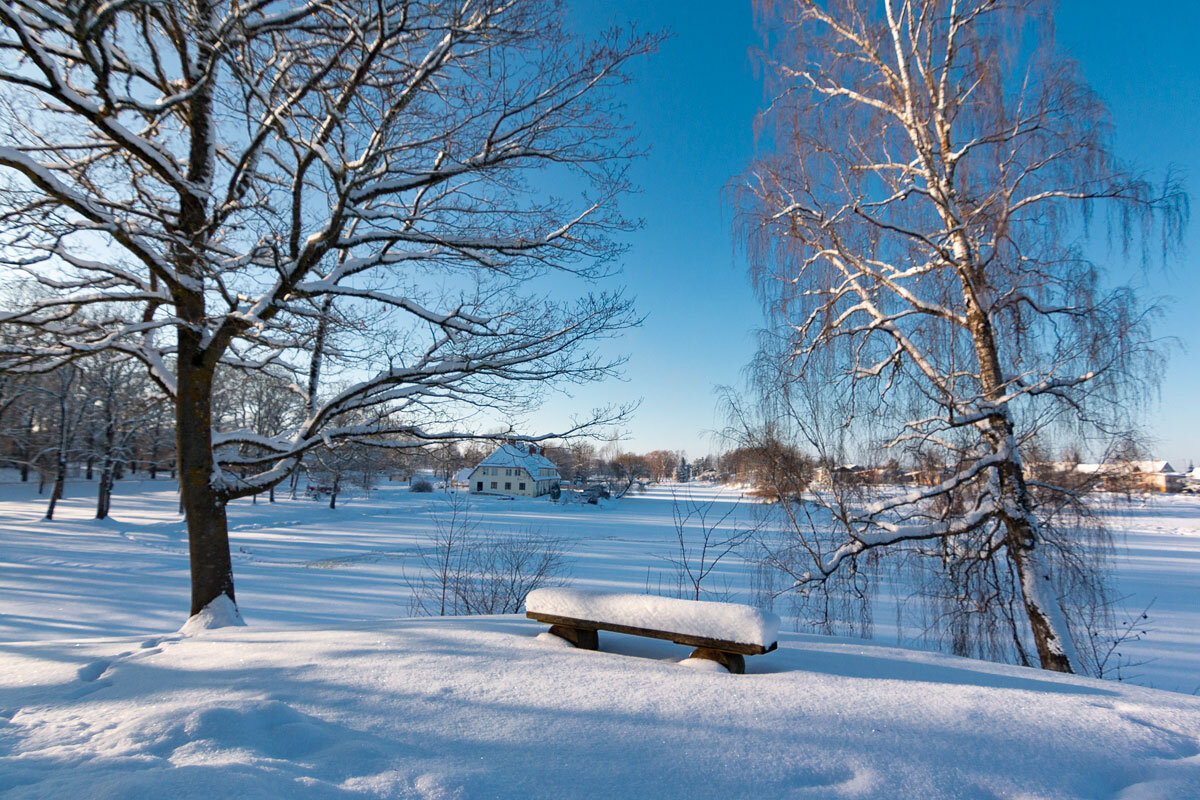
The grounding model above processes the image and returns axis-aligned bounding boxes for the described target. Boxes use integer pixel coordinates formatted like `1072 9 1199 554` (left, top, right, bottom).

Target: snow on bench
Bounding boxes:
525 588 780 674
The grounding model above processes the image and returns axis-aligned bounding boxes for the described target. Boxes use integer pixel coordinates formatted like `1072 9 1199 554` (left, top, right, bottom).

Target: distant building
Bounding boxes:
812 463 871 487
1066 460 1183 493
468 442 561 497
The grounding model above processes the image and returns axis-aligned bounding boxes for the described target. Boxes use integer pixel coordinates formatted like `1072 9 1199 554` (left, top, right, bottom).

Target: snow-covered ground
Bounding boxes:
2 479 1199 797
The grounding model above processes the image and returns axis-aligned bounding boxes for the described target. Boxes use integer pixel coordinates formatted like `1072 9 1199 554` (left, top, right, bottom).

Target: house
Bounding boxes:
1071 460 1183 493
812 463 871 488
468 442 561 497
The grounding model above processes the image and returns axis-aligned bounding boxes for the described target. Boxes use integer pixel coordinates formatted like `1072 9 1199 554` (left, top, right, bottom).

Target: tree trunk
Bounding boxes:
45 450 67 520
174 5 230 619
96 458 113 519
176 331 235 617
20 414 32 481
149 421 161 479
96 420 115 519
963 281 1076 674
44 387 71 520
44 457 65 520
1006 522 1077 673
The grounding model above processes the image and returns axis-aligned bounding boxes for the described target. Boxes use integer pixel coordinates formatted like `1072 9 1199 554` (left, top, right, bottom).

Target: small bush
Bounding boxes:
410 479 434 493
406 526 570 616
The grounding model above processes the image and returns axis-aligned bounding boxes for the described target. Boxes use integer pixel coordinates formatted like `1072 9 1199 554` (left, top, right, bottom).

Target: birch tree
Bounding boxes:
0 1 651 618
740 0 1183 672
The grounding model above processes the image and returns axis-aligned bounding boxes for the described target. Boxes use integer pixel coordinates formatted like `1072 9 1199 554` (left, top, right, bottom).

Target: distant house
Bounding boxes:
812 463 871 488
468 442 561 498
1071 460 1183 493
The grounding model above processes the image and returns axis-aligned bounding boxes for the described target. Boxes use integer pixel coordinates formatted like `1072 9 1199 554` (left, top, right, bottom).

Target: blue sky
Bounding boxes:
545 0 1199 467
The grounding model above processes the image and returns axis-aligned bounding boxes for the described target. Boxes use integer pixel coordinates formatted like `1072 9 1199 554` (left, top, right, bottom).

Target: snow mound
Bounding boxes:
3 617 1200 799
526 588 780 647
679 656 730 673
178 594 245 634
535 631 575 648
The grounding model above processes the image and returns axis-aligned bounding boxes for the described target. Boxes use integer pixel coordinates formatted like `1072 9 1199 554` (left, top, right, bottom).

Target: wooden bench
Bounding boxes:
525 589 778 674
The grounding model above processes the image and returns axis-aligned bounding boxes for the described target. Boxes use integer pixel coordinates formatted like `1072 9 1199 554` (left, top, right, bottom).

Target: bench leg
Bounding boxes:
687 648 745 674
548 625 598 650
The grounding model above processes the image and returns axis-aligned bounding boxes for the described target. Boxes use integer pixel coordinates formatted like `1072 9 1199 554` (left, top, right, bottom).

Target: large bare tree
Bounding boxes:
740 0 1183 672
0 0 652 618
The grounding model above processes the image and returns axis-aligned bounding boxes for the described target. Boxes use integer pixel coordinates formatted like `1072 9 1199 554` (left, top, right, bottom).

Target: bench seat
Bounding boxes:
525 589 779 673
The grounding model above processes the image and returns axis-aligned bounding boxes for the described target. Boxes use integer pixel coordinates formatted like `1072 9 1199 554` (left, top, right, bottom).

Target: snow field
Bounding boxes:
3 618 1199 799
1 478 1199 797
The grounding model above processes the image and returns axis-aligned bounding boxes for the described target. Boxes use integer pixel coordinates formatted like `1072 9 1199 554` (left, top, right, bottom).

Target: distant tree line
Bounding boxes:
0 351 173 519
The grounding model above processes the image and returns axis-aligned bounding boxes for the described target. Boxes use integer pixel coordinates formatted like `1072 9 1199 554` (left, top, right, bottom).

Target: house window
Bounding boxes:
490 481 497 489
519 482 526 490
476 482 482 491
505 482 512 490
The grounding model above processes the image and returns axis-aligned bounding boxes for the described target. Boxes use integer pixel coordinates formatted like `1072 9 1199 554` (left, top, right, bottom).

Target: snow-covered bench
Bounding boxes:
525 588 779 674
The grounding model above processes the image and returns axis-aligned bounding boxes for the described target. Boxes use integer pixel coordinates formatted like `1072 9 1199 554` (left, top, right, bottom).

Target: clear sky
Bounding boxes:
542 0 1200 468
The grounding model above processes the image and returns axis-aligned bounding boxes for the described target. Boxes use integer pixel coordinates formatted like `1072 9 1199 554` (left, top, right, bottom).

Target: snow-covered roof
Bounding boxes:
452 468 473 484
474 442 560 479
1072 460 1175 475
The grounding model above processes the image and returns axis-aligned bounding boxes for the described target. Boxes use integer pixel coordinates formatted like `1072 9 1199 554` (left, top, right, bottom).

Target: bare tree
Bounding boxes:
739 0 1184 672
82 354 165 518
406 492 569 616
305 438 379 510
0 358 37 480
0 1 653 618
610 450 647 497
662 489 756 601
37 364 85 519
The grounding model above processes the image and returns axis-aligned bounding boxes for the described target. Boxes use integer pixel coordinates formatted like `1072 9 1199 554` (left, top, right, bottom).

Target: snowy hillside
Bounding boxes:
3 616 1200 799
2 480 1199 797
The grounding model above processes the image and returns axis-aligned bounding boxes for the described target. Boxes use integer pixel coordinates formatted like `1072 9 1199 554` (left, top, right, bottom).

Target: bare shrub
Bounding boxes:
659 490 758 601
405 495 569 616
410 480 434 493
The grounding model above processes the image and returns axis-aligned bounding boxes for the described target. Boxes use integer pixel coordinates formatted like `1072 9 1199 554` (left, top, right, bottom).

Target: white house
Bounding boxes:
468 443 561 497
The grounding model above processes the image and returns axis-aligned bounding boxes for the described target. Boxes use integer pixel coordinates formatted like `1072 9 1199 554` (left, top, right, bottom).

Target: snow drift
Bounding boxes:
2 617 1198 799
